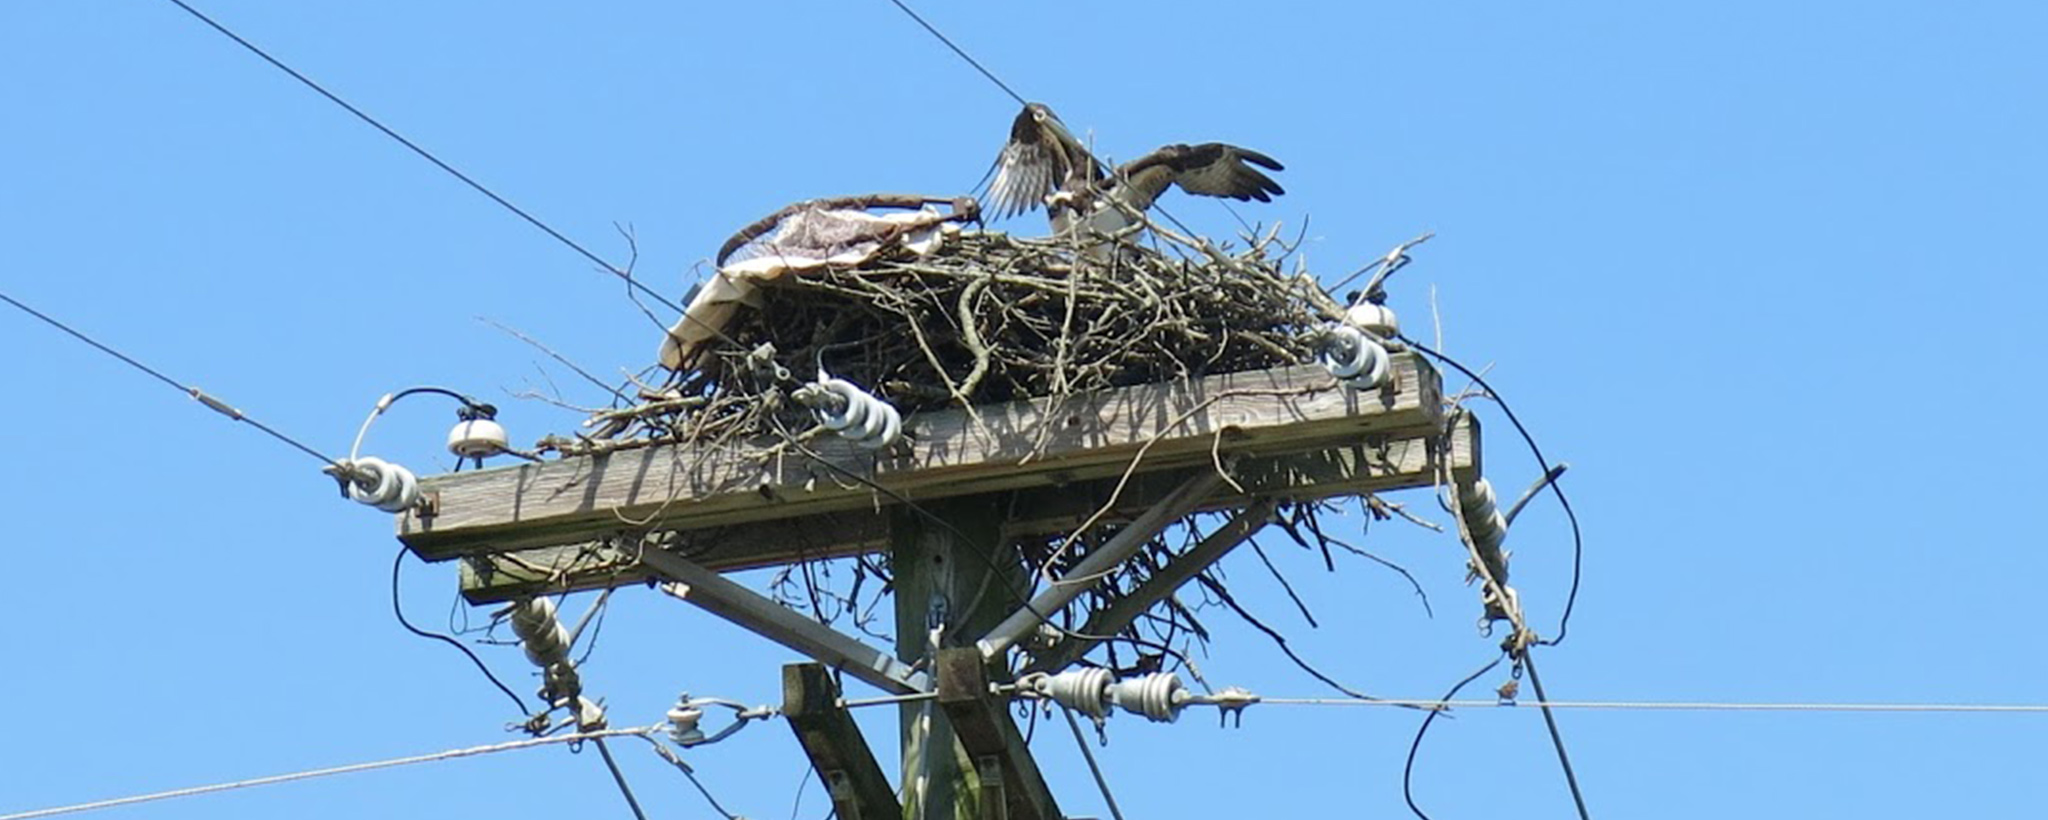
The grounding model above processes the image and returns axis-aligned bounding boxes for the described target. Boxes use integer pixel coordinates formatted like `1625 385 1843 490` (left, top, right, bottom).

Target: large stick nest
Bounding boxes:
518 212 1444 692
585 223 1349 447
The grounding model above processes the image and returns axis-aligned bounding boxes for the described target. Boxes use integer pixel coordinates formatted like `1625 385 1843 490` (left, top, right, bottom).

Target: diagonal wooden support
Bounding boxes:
977 470 1226 660
936 648 1061 820
783 663 900 820
642 549 929 695
1023 498 1279 675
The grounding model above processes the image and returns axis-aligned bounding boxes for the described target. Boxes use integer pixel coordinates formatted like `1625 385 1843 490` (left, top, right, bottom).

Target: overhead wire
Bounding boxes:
1402 654 1504 820
0 289 353 473
1522 652 1591 820
1060 706 1128 820
391 545 533 716
1257 698 2048 714
158 0 745 348
0 725 664 820
875 0 1216 244
839 690 2048 715
150 5 1584 817
881 0 1027 106
592 737 651 820
1400 334 1586 646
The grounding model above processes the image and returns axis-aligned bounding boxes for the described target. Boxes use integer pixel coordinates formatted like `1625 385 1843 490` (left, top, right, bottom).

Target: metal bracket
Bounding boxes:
826 770 861 820
978 755 1008 820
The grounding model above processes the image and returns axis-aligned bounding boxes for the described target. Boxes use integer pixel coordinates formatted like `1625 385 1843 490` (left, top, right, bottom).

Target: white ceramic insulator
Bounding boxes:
345 457 421 513
1038 667 1114 721
509 597 572 668
448 418 510 458
1344 302 1400 337
1109 672 1188 723
810 377 903 450
1458 478 1508 553
668 703 706 746
1315 324 1391 389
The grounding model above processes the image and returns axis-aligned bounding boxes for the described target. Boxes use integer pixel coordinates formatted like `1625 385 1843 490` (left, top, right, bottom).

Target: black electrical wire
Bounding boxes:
1523 651 1593 820
880 0 1027 106
1 289 351 472
874 0 1209 241
159 0 747 349
1398 335 1585 646
592 737 651 820
1402 653 1505 820
390 545 532 716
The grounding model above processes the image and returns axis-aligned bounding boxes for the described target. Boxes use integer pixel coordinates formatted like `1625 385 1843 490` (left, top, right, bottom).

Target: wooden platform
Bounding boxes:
391 353 1465 601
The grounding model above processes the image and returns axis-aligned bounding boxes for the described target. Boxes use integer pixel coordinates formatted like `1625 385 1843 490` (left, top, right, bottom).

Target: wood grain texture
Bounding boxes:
782 663 901 820
404 355 1441 562
457 415 1480 604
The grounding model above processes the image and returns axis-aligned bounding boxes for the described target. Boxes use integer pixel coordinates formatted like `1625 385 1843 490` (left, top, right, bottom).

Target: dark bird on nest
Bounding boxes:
983 102 1286 240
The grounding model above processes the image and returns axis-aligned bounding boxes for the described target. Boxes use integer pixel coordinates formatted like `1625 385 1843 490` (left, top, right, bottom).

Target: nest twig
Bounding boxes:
585 226 1343 448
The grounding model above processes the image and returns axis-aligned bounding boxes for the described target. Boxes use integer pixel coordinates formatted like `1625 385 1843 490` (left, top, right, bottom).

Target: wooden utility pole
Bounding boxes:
390 354 1473 820
890 496 1041 820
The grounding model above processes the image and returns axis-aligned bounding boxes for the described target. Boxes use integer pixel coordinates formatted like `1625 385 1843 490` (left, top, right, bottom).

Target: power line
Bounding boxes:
880 0 1027 106
0 289 347 472
592 737 650 820
873 0 1209 242
1403 654 1501 820
1059 706 1127 820
390 545 532 716
1400 334 1587 646
1258 698 2048 714
0 726 663 820
841 690 2048 715
158 0 735 342
1522 652 1591 820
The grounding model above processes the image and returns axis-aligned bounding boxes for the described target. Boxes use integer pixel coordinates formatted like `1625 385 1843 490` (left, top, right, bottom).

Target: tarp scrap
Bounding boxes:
659 195 980 371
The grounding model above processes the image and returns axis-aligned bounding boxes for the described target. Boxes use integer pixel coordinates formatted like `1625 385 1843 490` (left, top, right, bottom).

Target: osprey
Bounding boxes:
983 102 1285 240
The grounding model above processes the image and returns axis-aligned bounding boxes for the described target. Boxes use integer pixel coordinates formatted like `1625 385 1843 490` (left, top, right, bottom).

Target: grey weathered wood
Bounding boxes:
936 647 1061 820
783 663 900 820
642 550 928 695
401 356 1442 562
456 416 1481 603
977 470 1226 659
891 496 1022 820
1023 498 1279 675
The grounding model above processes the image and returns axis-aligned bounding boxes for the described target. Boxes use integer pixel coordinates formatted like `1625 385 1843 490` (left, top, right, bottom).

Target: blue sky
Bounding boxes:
4 1 2045 818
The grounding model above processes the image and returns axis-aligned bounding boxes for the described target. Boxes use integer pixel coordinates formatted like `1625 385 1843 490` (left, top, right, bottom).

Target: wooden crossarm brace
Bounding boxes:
782 663 899 820
644 549 930 695
936 648 1062 820
977 470 1225 659
1023 498 1279 675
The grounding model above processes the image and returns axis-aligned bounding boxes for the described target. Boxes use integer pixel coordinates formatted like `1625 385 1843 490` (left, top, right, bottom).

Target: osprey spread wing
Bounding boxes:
982 102 1285 232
